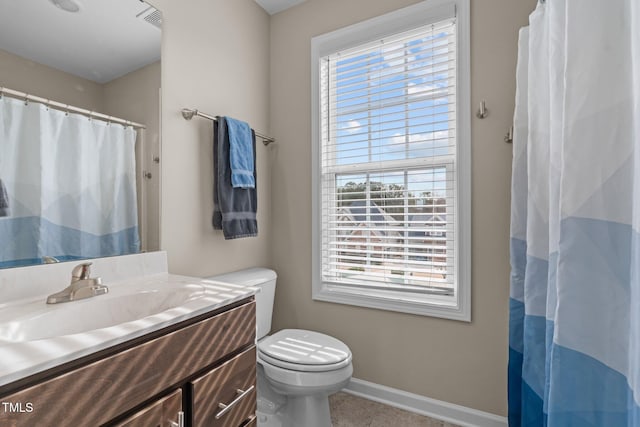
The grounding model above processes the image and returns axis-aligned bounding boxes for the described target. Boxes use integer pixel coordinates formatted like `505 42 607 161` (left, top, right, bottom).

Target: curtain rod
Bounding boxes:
0 87 146 129
181 108 275 146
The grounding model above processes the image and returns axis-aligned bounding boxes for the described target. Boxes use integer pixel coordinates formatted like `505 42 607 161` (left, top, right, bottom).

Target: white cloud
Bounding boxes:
389 131 451 156
391 131 448 145
408 82 437 95
342 120 362 134
407 80 448 98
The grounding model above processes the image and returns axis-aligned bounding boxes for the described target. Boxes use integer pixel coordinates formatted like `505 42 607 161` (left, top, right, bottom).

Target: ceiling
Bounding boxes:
0 0 161 84
254 0 307 15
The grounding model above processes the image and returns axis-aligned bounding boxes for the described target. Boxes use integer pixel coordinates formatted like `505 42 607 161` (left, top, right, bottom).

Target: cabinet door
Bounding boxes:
113 389 182 427
191 346 256 427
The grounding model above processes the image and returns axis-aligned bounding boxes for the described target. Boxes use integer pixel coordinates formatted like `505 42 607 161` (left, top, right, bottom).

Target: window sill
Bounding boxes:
312 282 471 322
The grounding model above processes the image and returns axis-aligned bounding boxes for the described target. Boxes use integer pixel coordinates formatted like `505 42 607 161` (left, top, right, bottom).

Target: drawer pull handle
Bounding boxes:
242 415 258 426
168 411 184 427
215 385 255 419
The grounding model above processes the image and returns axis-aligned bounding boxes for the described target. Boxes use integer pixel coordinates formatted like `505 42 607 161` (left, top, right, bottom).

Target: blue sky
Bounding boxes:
329 26 454 198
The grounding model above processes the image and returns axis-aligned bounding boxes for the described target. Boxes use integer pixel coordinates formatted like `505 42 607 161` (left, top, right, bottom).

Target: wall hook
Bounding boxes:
476 100 488 119
505 126 513 144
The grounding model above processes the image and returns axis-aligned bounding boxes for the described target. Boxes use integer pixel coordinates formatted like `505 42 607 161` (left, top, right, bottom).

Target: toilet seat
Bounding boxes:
258 355 353 390
258 329 352 372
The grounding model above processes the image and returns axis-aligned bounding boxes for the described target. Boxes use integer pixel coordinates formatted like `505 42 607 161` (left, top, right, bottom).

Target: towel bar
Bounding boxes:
181 109 275 146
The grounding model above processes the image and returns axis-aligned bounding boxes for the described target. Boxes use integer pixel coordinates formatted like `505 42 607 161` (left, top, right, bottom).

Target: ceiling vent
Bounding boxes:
136 6 162 29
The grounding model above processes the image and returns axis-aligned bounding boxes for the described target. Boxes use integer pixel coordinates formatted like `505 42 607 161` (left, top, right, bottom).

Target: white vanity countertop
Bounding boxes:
0 273 257 388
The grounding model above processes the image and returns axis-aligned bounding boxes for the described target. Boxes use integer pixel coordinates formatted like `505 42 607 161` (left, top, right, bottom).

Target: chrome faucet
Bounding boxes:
46 262 108 304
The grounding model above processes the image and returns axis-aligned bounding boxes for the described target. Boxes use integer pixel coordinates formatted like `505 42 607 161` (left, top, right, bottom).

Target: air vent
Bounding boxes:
136 6 162 29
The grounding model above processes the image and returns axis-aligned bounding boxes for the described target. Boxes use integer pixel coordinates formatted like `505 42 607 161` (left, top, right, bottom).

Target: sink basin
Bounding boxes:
0 282 206 343
0 271 256 389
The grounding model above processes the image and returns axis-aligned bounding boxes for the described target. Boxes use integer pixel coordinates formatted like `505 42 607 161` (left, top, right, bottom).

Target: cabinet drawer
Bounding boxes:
112 388 182 427
192 346 256 427
242 415 257 427
0 301 255 427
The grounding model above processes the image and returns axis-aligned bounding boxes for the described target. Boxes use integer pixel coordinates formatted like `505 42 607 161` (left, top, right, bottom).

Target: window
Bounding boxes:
311 0 470 321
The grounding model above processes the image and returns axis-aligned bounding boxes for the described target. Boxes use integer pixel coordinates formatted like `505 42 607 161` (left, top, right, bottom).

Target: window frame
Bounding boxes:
311 0 471 321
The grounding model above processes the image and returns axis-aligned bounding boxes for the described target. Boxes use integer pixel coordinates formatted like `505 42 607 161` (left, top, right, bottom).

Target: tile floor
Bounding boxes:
329 392 461 427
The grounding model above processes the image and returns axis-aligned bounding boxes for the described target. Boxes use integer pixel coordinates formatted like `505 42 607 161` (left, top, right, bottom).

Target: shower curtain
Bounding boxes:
0 96 140 267
509 0 640 425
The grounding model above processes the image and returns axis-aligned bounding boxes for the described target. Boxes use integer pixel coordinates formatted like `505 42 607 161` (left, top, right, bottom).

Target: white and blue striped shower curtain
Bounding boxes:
0 96 140 267
509 0 640 425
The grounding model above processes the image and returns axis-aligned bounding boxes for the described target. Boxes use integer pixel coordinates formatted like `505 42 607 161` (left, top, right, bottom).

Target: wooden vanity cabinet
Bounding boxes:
114 389 183 427
0 298 257 427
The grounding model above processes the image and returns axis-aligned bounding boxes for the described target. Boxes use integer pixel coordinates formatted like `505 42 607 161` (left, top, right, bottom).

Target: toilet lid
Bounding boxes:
258 329 352 372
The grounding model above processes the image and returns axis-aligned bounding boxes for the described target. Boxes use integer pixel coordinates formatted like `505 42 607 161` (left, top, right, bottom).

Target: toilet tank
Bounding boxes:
206 268 276 340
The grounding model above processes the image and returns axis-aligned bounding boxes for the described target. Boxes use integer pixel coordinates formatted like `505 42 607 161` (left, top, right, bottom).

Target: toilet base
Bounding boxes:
257 394 332 427
256 362 348 427
287 394 332 427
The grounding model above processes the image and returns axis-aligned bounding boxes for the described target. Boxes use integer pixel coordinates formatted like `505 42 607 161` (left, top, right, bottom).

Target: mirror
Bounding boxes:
0 0 161 269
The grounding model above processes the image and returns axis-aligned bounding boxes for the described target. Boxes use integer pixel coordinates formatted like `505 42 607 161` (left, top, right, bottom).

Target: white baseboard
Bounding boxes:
342 378 507 427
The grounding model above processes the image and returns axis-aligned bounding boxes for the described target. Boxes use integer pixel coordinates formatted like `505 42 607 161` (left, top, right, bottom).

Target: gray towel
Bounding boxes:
212 117 258 239
0 179 8 217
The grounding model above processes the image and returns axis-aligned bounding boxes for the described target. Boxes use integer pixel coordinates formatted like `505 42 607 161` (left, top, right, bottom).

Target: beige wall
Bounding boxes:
152 0 272 276
104 62 162 252
0 49 104 111
269 0 535 416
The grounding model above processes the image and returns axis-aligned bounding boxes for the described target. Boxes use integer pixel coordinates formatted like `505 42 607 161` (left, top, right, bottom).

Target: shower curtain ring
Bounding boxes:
65 105 70 116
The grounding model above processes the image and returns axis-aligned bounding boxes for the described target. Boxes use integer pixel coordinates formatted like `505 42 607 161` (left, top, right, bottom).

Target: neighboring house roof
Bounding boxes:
408 214 447 239
337 200 401 239
408 213 447 224
337 202 448 240
344 200 398 224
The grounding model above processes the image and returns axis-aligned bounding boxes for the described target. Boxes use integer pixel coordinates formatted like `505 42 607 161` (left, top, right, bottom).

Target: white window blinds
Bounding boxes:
319 17 458 295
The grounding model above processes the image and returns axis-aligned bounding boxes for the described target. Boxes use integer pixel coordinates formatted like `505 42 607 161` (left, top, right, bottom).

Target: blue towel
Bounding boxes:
224 116 256 189
0 179 8 217
212 117 258 239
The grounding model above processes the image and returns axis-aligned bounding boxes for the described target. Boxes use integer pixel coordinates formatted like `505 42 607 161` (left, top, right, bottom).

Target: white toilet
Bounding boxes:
208 268 352 427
